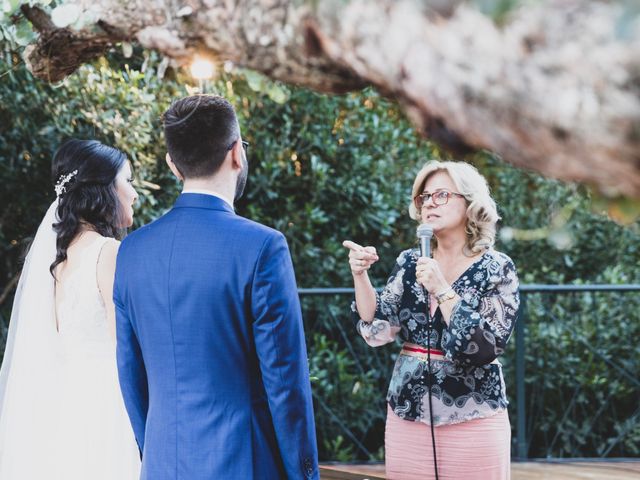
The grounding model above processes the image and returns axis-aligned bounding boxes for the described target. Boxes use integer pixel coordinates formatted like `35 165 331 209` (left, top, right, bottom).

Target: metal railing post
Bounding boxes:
516 293 527 459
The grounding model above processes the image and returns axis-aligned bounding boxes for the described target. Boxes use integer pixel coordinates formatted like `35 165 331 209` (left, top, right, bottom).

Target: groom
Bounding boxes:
114 95 319 479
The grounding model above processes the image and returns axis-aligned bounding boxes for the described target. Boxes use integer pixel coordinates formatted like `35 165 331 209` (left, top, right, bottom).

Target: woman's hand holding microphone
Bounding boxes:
415 257 449 296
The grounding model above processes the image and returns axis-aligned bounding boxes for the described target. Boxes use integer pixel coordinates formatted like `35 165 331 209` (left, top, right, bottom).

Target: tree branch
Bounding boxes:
19 4 55 32
16 0 640 197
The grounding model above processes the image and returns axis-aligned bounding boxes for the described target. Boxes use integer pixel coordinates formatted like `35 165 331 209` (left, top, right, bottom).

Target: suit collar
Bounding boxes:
173 193 235 214
182 188 233 209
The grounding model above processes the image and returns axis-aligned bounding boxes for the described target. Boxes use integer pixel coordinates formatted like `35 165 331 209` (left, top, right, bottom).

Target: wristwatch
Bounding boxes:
435 288 456 305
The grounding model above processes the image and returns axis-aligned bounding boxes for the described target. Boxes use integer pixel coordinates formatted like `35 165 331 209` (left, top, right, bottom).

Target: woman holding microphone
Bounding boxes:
343 160 519 480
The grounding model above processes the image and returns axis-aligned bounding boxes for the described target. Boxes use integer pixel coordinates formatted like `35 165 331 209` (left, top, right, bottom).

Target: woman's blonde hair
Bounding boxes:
409 160 500 255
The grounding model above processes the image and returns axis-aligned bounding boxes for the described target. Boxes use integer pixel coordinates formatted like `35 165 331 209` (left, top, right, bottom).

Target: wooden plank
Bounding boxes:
320 464 385 480
512 460 640 480
320 461 640 479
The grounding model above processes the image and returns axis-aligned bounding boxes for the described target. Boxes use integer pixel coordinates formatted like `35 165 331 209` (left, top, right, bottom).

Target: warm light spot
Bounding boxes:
338 138 344 145
291 153 298 161
190 56 215 80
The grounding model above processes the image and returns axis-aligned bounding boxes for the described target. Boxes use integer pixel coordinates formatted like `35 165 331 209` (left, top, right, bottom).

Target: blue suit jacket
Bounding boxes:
114 193 319 480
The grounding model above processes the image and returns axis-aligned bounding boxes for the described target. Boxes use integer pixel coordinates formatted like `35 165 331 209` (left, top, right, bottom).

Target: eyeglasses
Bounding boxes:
227 139 249 156
413 190 465 209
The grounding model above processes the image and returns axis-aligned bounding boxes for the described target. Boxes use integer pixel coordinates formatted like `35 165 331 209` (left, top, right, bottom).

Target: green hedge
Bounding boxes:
1 48 638 460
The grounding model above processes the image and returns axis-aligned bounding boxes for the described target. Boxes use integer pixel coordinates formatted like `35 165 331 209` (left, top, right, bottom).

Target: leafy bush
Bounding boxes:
1 48 638 461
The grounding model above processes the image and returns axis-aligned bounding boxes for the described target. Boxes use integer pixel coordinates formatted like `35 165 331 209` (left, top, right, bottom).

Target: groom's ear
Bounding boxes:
229 140 243 171
166 153 184 182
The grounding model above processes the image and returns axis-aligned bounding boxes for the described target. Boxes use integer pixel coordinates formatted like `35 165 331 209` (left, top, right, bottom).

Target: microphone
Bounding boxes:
416 222 439 479
417 224 433 258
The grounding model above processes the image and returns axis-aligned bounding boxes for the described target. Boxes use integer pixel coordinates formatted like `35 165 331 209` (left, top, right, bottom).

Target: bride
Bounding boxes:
0 139 141 479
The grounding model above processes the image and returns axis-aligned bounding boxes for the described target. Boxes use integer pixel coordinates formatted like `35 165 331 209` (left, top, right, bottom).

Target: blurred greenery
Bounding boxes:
0 45 638 461
501 285 640 458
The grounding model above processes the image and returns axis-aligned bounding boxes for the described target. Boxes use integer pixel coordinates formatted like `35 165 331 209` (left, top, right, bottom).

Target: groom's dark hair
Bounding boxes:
162 95 239 178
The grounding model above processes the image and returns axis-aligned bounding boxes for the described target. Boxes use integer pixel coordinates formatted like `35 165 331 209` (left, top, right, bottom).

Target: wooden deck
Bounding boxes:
319 460 640 479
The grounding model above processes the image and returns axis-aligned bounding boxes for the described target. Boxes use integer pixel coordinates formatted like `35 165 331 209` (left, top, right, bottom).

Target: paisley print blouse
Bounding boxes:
352 248 520 426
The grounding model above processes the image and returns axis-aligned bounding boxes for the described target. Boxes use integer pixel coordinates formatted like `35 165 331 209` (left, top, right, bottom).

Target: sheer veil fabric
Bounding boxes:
0 200 61 477
0 199 140 479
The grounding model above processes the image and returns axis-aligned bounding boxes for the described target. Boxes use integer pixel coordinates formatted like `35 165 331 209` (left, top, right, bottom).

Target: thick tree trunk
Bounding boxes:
19 0 640 197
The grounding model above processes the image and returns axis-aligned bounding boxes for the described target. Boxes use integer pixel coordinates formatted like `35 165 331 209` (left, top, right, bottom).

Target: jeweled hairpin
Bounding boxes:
54 169 78 197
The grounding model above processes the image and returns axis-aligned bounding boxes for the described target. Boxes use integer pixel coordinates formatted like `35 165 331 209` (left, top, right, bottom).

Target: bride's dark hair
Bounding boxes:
49 138 127 278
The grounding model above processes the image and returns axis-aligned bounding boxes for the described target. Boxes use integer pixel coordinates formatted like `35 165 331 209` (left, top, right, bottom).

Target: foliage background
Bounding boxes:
1 47 639 460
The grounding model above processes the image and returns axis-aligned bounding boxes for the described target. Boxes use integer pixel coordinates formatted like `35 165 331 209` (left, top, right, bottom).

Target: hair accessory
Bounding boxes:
54 169 78 197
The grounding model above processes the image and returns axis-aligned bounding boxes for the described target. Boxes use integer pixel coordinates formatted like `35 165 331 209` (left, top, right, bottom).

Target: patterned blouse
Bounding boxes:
352 248 520 426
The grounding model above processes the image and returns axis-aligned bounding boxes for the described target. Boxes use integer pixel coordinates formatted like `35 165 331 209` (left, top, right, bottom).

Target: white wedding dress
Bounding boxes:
0 200 140 479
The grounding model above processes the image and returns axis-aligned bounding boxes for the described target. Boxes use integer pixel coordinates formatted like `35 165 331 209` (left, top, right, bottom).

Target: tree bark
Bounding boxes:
18 0 640 197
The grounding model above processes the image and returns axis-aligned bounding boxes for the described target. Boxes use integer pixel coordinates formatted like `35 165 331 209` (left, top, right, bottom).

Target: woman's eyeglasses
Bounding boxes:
414 190 465 209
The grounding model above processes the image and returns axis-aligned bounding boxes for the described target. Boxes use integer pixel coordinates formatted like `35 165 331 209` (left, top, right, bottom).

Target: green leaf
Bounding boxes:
8 0 23 14
266 83 288 104
14 20 35 46
243 69 265 92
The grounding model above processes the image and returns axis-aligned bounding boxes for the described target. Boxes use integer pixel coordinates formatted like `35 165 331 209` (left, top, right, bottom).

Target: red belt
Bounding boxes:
402 344 445 356
400 342 448 361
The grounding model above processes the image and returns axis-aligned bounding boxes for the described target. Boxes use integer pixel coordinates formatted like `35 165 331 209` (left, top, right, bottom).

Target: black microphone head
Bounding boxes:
417 223 433 239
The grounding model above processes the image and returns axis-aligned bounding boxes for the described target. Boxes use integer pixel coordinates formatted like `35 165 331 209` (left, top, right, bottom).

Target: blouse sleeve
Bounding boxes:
351 251 409 347
442 255 520 367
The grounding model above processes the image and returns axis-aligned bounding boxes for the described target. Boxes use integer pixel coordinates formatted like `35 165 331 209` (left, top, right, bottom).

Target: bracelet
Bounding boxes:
434 286 450 298
435 288 456 305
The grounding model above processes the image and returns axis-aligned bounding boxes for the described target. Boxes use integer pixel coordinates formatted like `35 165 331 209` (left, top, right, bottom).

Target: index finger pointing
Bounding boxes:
342 240 364 251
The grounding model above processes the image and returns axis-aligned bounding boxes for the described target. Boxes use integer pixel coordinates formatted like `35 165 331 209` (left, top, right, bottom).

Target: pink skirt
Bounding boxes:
385 405 511 480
